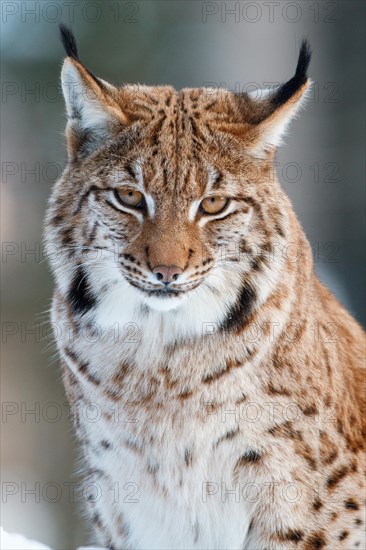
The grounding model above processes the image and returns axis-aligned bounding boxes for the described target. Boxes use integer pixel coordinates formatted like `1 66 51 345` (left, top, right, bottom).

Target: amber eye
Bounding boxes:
115 189 144 208
200 196 229 215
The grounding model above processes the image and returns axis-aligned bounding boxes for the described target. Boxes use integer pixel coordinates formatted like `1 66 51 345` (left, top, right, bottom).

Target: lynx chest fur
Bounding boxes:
45 26 366 550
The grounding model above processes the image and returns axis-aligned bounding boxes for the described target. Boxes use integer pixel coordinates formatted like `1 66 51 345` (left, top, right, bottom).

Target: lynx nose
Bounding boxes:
152 265 183 285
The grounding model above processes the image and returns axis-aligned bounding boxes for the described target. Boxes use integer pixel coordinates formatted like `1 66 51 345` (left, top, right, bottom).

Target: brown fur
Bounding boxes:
45 35 366 549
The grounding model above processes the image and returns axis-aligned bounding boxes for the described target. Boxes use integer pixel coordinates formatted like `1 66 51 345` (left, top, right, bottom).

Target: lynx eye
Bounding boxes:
115 189 144 208
200 196 229 215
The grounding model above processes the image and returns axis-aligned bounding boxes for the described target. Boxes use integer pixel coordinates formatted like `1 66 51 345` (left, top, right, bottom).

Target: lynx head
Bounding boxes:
45 25 311 339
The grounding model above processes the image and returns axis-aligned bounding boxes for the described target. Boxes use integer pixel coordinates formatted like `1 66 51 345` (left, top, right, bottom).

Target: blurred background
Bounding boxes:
1 1 365 548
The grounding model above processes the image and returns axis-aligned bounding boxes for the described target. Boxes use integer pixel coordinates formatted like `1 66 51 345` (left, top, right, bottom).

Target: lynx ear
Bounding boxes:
59 24 128 160
243 40 312 156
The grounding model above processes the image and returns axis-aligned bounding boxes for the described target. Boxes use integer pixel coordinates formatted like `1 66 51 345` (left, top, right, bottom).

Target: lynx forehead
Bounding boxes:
45 24 366 550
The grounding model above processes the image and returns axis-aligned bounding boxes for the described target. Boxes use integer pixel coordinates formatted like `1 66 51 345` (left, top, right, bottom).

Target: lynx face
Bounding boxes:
46 28 311 332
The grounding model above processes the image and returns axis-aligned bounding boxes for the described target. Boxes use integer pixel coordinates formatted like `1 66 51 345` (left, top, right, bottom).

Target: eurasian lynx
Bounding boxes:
45 25 366 550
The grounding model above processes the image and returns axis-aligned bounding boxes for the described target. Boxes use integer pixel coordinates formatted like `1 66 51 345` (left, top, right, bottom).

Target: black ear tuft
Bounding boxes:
269 39 312 111
59 23 79 60
59 24 104 87
295 39 312 81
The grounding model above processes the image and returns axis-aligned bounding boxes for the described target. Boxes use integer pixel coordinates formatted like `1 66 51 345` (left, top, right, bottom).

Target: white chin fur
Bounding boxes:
143 293 188 311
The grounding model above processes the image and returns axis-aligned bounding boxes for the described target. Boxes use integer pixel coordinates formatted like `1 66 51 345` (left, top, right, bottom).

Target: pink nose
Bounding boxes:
152 265 183 284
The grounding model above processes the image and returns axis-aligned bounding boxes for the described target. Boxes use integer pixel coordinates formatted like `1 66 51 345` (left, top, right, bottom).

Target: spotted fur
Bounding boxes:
45 26 366 549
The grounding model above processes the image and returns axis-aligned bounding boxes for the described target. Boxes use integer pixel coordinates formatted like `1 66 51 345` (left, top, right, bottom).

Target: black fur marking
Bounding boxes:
236 39 312 124
105 197 123 214
88 221 98 243
147 462 159 475
184 449 193 467
237 449 262 464
59 23 103 88
67 266 96 315
219 279 256 333
338 531 349 541
345 499 359 510
214 427 240 448
277 529 304 543
304 533 326 549
78 360 101 385
269 39 311 112
312 498 323 511
59 23 79 60
74 185 100 214
123 253 136 263
60 227 74 248
211 170 223 189
124 162 137 180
